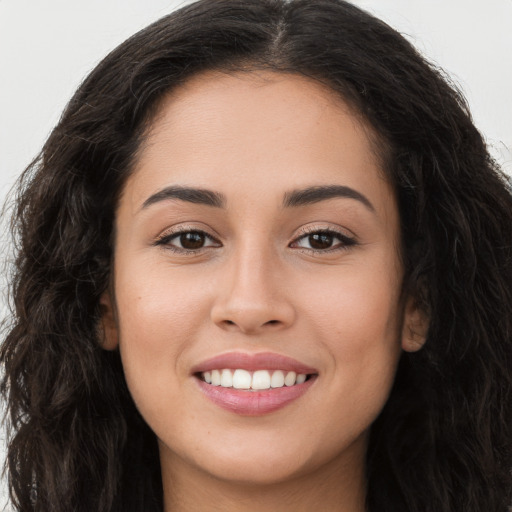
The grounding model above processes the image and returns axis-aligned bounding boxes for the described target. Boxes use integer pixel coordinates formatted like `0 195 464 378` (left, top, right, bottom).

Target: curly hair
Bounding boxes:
2 1 511 511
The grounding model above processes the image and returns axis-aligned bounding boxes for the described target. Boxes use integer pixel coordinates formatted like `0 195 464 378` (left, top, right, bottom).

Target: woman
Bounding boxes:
2 1 511 511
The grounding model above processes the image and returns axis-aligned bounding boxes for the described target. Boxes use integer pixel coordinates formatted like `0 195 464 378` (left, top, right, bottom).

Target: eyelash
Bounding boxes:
154 228 221 253
289 227 357 253
154 227 357 254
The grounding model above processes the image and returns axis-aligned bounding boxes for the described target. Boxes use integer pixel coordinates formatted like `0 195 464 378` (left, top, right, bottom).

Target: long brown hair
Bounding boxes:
2 1 512 510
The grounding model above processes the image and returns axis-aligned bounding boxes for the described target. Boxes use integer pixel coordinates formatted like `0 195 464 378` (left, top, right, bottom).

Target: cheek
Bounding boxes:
302 260 403 345
116 260 212 336
300 264 403 414
113 264 213 396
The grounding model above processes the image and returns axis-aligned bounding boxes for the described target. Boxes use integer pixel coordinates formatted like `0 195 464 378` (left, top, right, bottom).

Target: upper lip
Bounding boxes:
191 351 318 375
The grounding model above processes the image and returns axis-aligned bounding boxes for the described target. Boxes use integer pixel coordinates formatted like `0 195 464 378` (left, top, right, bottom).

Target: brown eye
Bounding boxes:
180 231 206 249
156 229 220 252
290 229 356 252
308 233 334 250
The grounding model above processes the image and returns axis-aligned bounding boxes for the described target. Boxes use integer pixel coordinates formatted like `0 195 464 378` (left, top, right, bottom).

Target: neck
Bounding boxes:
160 438 367 512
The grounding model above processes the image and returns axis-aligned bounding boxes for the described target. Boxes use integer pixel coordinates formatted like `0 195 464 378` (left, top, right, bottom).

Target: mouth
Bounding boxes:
192 352 318 415
197 369 312 390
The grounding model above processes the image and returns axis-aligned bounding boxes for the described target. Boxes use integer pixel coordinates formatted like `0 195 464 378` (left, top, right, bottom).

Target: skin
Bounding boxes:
101 71 427 512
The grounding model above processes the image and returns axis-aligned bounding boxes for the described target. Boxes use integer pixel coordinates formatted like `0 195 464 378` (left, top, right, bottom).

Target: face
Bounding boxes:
102 71 425 491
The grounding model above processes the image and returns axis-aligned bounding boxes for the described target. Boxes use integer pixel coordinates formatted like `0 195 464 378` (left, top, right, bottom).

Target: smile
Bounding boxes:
193 352 318 415
200 369 309 390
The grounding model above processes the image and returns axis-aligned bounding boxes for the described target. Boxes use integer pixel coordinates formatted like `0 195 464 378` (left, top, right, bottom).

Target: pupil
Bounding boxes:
309 233 333 249
180 232 205 249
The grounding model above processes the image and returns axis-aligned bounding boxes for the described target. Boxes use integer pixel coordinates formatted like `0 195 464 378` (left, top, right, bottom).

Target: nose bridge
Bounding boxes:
211 237 294 333
232 242 276 303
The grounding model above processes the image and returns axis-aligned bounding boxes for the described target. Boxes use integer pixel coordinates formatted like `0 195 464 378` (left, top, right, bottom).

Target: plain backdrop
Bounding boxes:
1 0 511 508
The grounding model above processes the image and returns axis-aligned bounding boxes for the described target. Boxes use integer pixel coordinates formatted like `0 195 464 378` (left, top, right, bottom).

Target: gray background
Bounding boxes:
1 0 511 508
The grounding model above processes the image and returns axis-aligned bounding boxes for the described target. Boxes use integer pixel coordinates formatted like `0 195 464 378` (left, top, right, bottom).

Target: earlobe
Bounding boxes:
98 291 119 350
401 295 429 352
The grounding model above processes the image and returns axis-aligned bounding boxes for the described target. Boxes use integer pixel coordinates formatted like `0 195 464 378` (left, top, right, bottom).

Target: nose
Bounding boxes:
210 246 296 335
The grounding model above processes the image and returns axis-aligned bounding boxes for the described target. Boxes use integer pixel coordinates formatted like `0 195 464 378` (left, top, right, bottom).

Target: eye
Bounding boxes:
155 229 221 252
290 229 356 252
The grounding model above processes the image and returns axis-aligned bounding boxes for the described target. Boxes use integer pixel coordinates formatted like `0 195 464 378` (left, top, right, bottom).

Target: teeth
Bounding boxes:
284 371 296 386
211 369 221 386
232 369 251 389
220 369 233 387
201 369 309 390
252 370 271 390
270 370 285 388
296 373 307 384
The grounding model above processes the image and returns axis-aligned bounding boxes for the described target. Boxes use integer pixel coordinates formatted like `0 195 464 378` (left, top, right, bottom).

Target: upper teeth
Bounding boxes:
202 369 307 390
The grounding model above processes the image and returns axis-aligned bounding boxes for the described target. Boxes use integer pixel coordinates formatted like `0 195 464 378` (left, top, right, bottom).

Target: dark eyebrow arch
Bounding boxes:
142 185 226 210
283 185 375 212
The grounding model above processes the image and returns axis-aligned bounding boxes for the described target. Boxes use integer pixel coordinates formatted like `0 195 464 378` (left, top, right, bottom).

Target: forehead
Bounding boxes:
123 70 393 220
143 70 377 158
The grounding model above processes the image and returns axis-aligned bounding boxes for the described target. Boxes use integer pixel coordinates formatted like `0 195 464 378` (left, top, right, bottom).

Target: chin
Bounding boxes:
158 432 316 485
199 454 314 486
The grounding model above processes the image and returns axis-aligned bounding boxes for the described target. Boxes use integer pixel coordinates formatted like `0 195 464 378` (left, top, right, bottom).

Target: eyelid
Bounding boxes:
151 223 357 254
294 223 356 238
289 225 358 252
153 224 222 251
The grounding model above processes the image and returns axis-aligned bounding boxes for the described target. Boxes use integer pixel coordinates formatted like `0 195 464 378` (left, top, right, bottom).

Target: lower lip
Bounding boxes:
196 376 316 416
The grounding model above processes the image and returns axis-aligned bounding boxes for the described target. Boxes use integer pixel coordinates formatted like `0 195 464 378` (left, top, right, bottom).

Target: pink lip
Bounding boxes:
191 351 317 374
196 377 317 416
192 352 318 416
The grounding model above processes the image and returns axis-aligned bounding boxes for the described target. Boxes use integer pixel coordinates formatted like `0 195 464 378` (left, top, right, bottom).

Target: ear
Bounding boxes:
98 291 119 350
401 295 429 352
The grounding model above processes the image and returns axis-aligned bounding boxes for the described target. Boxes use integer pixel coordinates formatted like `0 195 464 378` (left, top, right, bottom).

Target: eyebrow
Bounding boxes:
282 185 375 212
142 185 226 209
141 184 374 212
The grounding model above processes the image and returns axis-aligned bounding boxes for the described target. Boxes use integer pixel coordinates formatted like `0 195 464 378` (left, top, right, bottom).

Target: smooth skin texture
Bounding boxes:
101 71 428 512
